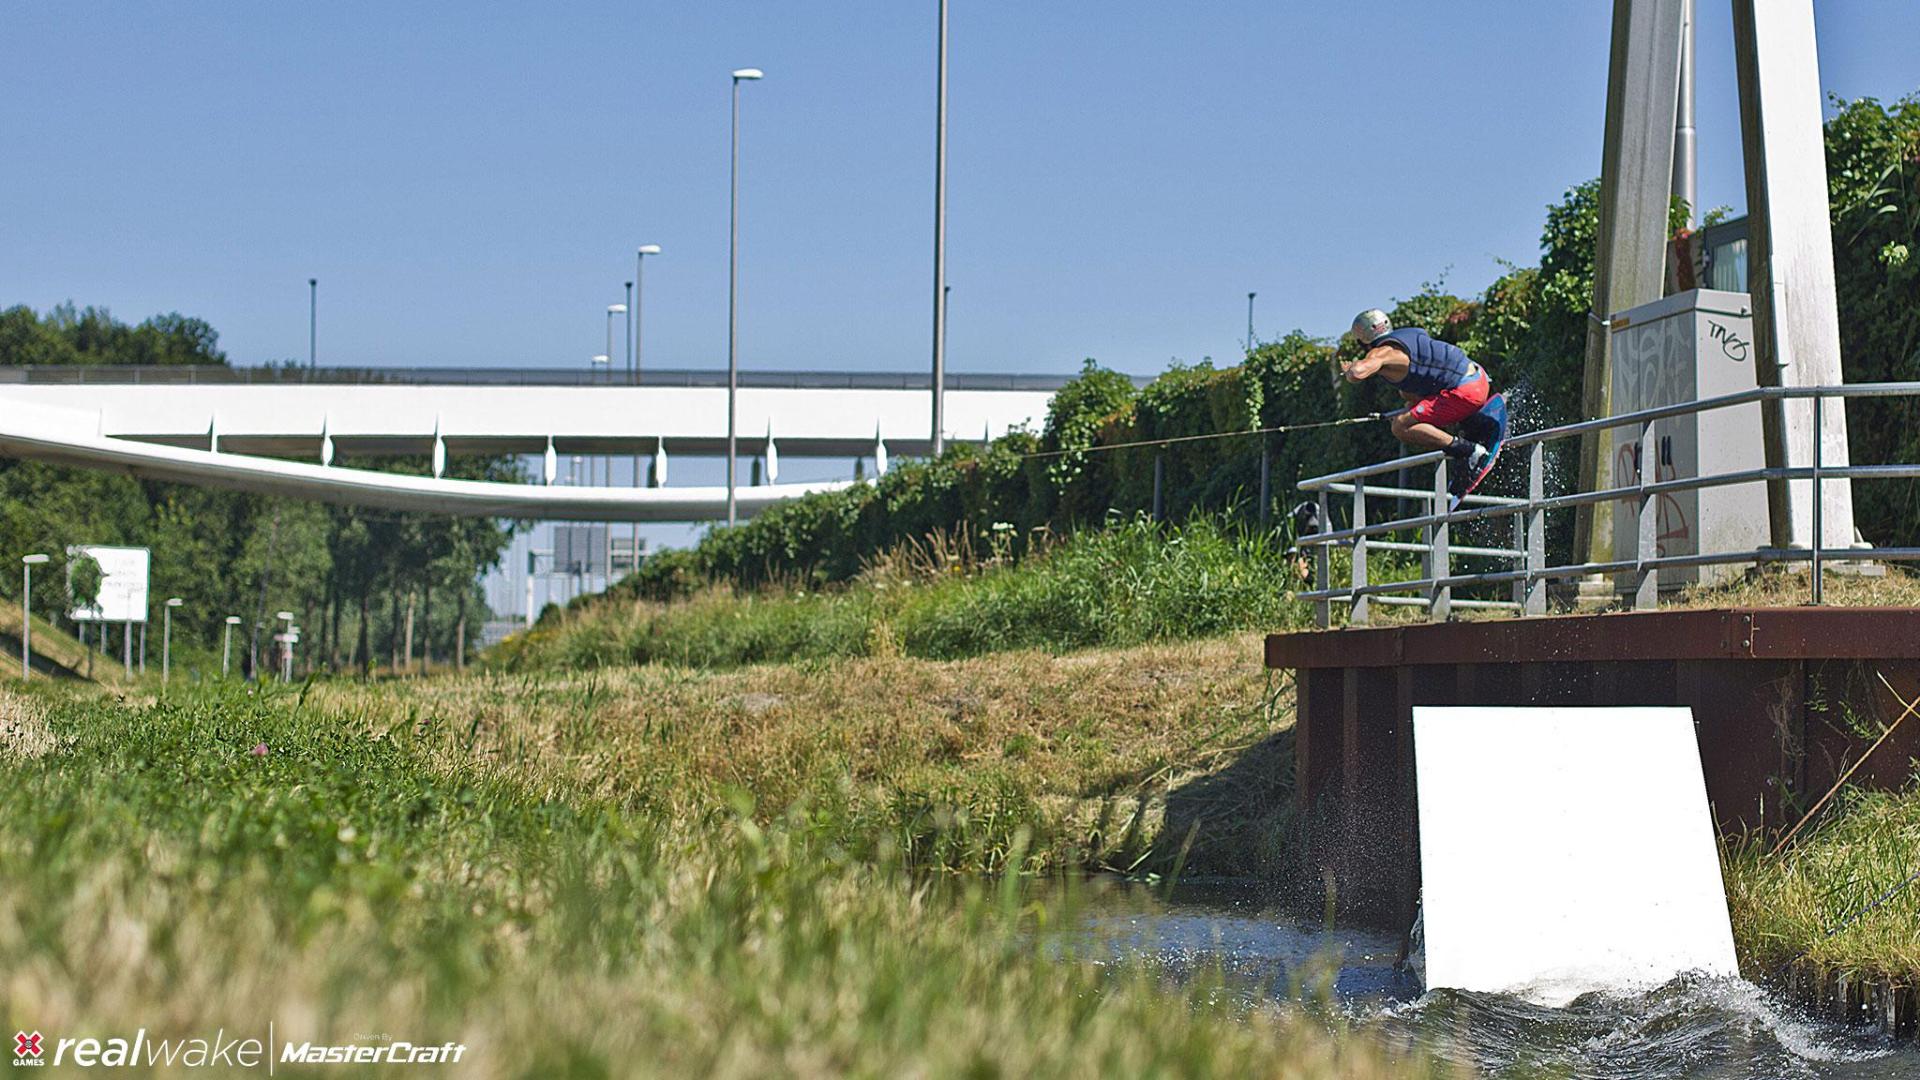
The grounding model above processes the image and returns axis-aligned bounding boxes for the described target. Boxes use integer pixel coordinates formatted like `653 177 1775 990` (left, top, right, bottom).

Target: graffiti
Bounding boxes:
1707 320 1750 363
1614 438 1693 558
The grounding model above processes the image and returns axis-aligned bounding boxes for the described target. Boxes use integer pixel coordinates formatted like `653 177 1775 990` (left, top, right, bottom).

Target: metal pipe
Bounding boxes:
930 0 948 458
1812 391 1824 604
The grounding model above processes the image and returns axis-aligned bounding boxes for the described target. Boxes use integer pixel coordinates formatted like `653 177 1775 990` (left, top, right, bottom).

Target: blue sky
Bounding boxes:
5 2 1916 380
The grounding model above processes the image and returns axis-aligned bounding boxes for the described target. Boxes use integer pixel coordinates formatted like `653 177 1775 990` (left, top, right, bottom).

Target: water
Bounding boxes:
1075 881 1917 1079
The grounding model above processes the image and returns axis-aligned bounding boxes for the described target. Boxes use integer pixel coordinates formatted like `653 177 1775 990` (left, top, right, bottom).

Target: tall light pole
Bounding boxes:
634 243 661 574
309 278 318 370
223 615 240 677
930 0 949 457
635 245 660 381
623 282 634 378
20 553 48 679
606 304 626 382
728 67 764 527
162 597 182 685
1246 292 1257 352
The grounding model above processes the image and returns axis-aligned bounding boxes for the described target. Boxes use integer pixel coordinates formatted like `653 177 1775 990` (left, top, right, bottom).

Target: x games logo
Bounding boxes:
15 1029 47 1066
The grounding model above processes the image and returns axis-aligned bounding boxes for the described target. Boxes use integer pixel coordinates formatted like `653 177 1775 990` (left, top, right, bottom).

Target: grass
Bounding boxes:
303 634 1292 878
495 517 1314 671
0 676 1438 1079
1724 784 1920 986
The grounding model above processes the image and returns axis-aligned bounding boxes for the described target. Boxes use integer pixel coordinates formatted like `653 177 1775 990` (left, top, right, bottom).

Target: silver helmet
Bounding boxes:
1351 308 1391 346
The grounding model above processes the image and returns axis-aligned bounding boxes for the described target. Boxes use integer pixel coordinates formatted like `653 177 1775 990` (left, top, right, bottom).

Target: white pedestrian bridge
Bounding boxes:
0 366 1082 522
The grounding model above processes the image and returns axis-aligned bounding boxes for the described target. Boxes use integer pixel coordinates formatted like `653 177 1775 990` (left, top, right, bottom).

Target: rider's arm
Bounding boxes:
1341 344 1394 383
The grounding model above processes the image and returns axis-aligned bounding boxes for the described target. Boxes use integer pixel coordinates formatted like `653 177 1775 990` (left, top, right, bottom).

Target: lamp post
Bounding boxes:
308 278 318 370
162 596 182 685
606 305 626 384
728 67 764 527
634 244 660 571
635 245 660 381
223 615 241 677
590 353 610 384
20 553 48 679
930 0 948 457
1246 292 1257 353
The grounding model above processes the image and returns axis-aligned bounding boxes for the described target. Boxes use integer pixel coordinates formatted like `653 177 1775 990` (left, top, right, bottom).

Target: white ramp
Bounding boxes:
1413 706 1738 1004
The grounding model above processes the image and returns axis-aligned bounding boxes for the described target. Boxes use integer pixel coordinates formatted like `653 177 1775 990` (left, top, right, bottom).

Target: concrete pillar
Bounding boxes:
1732 0 1857 549
1574 0 1687 565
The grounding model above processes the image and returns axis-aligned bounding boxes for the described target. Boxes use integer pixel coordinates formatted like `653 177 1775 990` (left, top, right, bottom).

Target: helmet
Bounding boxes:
1351 309 1391 346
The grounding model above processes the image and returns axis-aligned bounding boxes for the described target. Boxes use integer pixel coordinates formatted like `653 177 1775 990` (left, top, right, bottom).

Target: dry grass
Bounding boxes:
305 634 1292 876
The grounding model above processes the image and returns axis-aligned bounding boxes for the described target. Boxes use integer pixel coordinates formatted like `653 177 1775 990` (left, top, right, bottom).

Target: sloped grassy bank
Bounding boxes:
0 679 1439 1079
499 518 1318 672
313 634 1293 879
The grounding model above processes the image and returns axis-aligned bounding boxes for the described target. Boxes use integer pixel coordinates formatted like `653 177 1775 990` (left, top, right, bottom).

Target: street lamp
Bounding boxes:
162 597 183 686
728 66 764 527
635 245 660 381
605 304 626 385
309 278 318 370
20 553 48 679
223 615 241 678
930 0 949 457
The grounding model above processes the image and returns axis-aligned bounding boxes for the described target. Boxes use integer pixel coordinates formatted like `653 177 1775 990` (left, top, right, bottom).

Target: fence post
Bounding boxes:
1634 419 1658 610
1811 392 1824 605
1152 453 1164 523
1312 491 1331 628
1429 460 1451 621
1524 441 1547 615
1351 478 1370 626
1258 437 1271 528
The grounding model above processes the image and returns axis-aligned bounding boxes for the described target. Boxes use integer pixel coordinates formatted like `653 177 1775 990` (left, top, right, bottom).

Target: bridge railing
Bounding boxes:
1294 382 1920 627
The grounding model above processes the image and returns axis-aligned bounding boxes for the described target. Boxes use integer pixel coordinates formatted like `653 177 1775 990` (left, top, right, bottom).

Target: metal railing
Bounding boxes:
1295 382 1920 627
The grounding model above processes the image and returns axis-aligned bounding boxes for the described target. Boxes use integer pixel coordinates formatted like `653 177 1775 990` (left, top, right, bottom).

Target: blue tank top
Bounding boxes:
1378 328 1475 396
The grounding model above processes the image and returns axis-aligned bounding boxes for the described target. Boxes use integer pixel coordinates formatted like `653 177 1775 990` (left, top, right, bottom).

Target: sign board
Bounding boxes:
1412 706 1738 1005
552 525 608 576
66 545 151 623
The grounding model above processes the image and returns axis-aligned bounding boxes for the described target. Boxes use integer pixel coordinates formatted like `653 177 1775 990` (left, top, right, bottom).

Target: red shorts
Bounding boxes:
1403 368 1491 427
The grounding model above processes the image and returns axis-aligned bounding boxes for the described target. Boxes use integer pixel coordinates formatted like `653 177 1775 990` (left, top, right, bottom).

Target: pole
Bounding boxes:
728 75 745 526
162 606 172 685
930 0 949 458
19 562 30 679
1673 0 1697 228
625 281 634 378
223 621 233 677
308 278 318 370
1247 292 1256 352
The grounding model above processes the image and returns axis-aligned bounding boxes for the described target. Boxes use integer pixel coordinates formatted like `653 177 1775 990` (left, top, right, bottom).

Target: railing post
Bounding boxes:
1811 392 1824 605
1428 460 1451 621
1313 491 1331 629
1524 441 1547 615
1634 419 1658 610
1351 477 1370 626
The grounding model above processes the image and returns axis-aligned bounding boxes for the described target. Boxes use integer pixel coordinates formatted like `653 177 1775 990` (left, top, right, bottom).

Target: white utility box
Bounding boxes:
1608 289 1769 589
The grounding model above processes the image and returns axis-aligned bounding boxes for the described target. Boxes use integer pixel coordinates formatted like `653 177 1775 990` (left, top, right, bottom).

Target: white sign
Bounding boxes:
67 545 151 623
1412 706 1738 1005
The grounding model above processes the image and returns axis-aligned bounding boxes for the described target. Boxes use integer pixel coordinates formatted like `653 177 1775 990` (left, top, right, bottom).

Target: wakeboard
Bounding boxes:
1450 392 1509 510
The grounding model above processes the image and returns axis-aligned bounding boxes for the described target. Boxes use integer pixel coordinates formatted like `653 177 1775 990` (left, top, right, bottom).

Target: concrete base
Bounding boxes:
1268 608 1920 926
